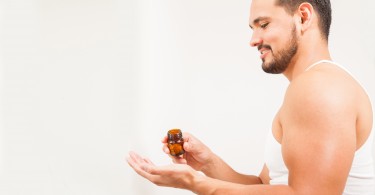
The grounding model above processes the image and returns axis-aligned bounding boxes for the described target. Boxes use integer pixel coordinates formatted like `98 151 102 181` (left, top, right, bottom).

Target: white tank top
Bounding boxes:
264 60 375 194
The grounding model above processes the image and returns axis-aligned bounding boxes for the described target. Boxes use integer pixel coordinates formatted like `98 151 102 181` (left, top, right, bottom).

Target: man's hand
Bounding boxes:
162 132 264 184
126 151 201 190
126 152 290 195
162 132 216 172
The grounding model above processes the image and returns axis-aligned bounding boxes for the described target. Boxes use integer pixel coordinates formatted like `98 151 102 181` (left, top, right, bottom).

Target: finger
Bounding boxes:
182 132 191 142
129 152 156 167
172 156 187 164
181 133 197 152
162 144 170 154
126 155 142 173
129 151 144 164
161 136 168 143
140 162 158 174
127 155 157 180
144 158 155 166
183 141 192 152
141 163 175 175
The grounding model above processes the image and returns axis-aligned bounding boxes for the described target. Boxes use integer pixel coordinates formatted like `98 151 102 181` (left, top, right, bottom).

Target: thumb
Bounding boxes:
183 142 191 152
183 141 196 152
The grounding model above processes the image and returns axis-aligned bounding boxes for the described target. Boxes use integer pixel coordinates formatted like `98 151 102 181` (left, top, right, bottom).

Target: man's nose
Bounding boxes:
250 32 262 48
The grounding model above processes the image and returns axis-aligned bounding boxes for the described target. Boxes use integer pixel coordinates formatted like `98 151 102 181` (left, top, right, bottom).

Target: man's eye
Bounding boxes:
260 23 269 29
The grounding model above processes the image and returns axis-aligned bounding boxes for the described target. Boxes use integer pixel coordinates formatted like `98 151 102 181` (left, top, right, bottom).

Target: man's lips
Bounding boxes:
260 49 271 59
258 47 271 59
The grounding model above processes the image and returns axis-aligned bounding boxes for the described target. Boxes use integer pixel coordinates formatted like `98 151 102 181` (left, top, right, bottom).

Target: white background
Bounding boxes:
0 0 374 194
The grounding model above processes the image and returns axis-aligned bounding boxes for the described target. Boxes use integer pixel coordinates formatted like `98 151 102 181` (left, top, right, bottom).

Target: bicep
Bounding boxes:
282 125 355 194
281 81 357 194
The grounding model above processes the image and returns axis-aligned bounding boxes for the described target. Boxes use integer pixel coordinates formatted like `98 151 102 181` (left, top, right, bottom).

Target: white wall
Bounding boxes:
0 0 374 195
0 0 140 194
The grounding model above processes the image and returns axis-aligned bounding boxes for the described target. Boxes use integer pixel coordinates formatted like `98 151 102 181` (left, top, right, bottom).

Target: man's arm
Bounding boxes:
201 155 267 185
191 72 358 194
162 133 266 185
127 71 357 194
127 151 292 194
279 71 357 194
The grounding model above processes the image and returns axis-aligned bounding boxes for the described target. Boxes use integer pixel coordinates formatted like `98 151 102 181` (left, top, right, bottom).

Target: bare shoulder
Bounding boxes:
279 64 370 142
280 65 360 142
283 65 362 117
278 64 366 194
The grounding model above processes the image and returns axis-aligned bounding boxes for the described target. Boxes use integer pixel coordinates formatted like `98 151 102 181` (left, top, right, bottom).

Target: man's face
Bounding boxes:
249 0 298 74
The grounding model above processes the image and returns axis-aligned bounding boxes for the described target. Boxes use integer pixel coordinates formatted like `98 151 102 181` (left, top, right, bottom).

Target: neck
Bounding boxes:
283 40 331 81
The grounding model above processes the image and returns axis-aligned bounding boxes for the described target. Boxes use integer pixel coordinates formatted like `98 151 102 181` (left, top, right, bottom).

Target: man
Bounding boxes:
127 0 375 194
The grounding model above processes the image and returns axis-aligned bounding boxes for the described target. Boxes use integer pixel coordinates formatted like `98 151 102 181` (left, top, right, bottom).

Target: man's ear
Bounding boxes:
297 3 314 32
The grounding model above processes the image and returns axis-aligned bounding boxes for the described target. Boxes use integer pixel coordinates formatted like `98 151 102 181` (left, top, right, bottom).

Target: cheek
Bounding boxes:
264 29 291 52
263 28 282 47
270 21 297 49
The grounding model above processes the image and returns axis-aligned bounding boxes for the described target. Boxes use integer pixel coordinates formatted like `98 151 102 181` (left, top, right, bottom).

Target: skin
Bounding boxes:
127 0 373 194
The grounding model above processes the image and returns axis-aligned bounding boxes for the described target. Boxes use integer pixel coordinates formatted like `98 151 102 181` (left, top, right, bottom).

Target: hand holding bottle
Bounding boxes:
162 131 217 173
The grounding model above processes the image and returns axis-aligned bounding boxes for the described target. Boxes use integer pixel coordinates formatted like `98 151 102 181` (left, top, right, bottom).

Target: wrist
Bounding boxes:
191 174 216 195
200 153 221 176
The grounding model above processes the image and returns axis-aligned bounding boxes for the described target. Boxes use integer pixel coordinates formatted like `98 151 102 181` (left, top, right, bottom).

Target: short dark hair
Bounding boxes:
275 0 332 41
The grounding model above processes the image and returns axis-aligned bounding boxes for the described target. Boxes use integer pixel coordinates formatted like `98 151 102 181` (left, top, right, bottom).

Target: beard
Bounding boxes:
260 25 298 74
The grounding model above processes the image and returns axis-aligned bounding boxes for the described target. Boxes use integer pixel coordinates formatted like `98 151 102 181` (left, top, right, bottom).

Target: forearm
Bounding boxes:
201 155 262 185
192 175 294 195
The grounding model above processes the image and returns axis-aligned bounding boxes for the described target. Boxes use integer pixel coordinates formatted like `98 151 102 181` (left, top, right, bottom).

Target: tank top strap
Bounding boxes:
304 59 338 72
304 59 361 88
305 59 373 124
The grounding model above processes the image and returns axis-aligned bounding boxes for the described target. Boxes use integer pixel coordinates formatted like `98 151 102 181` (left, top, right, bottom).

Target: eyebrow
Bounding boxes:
249 16 271 29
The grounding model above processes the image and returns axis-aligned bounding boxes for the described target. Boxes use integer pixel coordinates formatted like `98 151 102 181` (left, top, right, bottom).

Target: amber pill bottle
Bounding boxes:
167 129 185 156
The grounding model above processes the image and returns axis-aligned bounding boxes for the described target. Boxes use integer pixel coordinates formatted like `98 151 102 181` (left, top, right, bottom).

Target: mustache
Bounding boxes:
258 44 272 51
